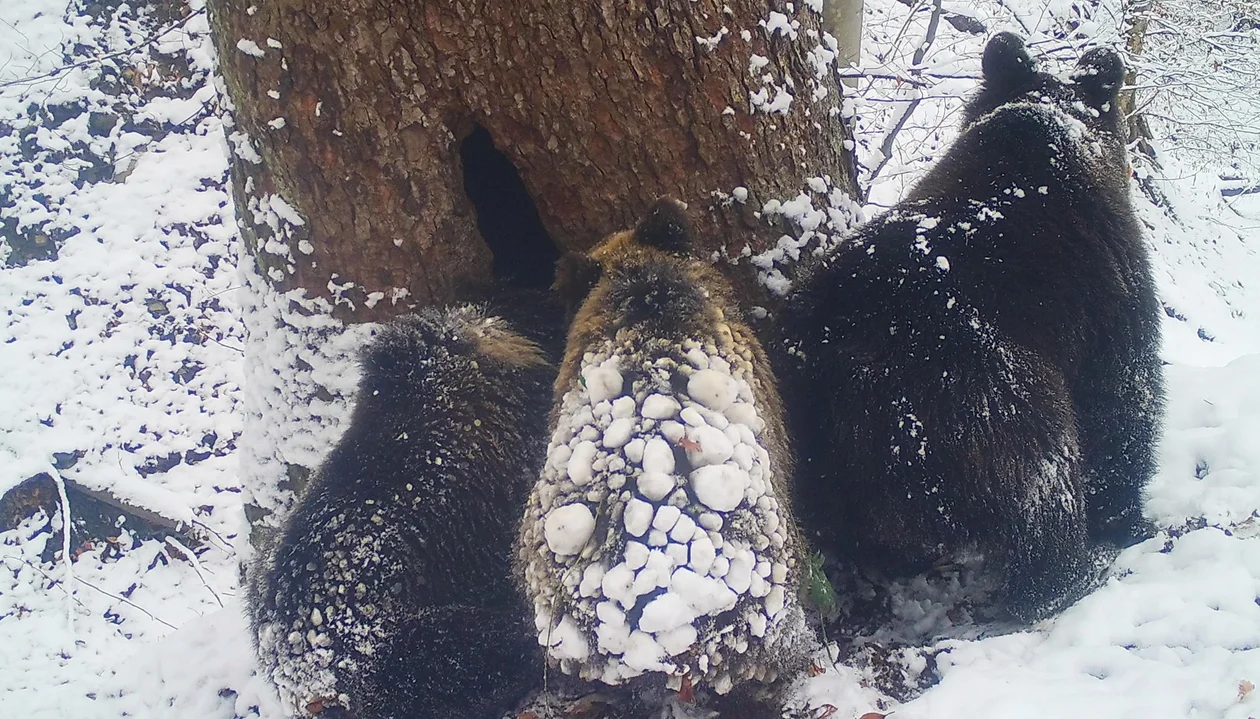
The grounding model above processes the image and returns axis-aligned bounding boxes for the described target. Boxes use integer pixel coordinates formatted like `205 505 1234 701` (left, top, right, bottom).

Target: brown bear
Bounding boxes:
517 199 815 714
778 33 1164 622
248 305 556 719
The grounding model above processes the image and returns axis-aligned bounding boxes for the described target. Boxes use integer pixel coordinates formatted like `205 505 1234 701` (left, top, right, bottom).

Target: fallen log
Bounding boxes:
1 473 203 561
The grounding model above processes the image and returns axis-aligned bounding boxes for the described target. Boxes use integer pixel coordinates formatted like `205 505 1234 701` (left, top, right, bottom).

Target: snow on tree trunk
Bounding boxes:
206 0 863 547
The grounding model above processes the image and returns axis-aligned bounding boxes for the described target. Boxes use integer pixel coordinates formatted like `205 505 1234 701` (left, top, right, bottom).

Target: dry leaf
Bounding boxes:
678 674 695 704
163 538 189 561
1240 679 1255 702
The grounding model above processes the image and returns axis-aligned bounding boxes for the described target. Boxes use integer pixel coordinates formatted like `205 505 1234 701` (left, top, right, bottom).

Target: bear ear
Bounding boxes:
981 32 1037 89
633 197 694 255
1071 47 1126 108
552 251 603 315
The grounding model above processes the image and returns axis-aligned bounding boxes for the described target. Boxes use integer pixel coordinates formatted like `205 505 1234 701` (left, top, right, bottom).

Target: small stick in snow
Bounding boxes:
49 465 75 645
165 536 224 608
71 574 179 631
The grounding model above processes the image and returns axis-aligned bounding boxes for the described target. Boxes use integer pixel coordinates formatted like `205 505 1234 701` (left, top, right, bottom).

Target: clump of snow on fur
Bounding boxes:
545 503 597 556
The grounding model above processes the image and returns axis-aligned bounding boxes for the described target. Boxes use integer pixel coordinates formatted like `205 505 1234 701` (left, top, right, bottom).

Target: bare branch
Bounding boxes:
165 537 225 608
867 0 945 188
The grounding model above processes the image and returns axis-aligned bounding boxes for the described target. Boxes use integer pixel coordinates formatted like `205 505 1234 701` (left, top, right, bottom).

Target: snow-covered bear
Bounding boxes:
248 306 555 719
778 33 1163 621
517 198 815 711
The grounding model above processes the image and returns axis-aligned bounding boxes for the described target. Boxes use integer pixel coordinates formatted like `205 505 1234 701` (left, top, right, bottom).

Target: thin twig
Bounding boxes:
0 553 179 632
72 574 181 630
836 70 980 86
885 0 931 63
110 94 218 166
1 553 87 612
190 517 236 555
909 0 945 68
190 324 246 356
166 536 224 607
997 0 1033 35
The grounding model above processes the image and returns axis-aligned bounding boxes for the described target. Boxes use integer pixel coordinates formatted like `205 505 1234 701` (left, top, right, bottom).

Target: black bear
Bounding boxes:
779 33 1163 621
516 199 815 713
248 305 556 719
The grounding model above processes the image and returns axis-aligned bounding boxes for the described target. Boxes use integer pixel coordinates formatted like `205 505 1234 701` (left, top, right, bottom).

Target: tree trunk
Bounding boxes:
823 0 864 80
207 0 861 542
211 0 860 311
1120 0 1157 160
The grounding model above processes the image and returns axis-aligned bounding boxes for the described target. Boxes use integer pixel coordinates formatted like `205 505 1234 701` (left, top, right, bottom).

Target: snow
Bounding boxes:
581 356 624 403
652 504 682 533
696 27 730 52
633 471 673 503
3 0 1260 717
547 614 591 661
544 503 597 556
686 425 735 466
567 440 598 485
639 593 696 634
762 11 799 40
602 418 635 448
642 436 676 474
687 369 740 411
236 39 265 58
623 497 655 536
642 393 681 419
1149 357 1260 525
691 464 749 512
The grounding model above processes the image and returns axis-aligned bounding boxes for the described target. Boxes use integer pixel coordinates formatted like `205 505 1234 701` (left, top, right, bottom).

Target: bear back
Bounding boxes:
518 199 813 701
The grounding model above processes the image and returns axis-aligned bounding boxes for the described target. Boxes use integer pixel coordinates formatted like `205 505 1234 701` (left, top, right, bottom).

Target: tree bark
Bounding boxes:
209 0 860 316
208 0 862 542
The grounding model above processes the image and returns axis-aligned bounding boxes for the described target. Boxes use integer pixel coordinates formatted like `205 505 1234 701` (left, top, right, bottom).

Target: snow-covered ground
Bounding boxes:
0 0 255 715
2 0 1258 717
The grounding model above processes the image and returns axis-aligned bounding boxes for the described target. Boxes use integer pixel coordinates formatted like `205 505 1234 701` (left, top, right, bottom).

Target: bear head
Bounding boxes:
960 32 1130 185
553 198 732 341
965 32 1127 130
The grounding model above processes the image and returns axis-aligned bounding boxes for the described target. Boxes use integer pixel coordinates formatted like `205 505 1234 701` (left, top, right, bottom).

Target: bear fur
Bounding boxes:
248 305 557 719
516 198 815 712
778 33 1164 621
